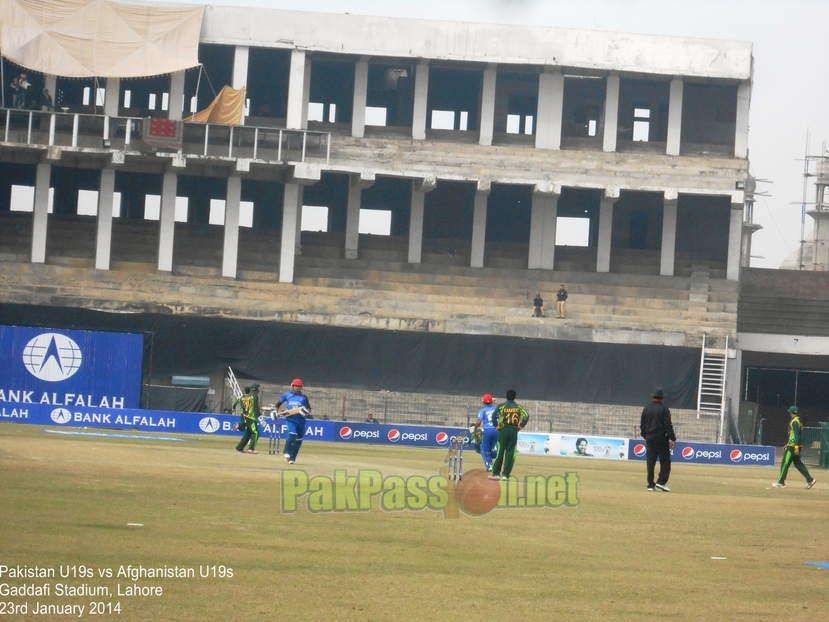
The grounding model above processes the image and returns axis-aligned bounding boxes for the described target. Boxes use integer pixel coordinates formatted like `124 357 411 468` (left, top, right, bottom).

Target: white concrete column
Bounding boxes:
232 46 249 90
104 78 120 117
470 181 491 268
280 182 304 282
157 171 178 272
352 58 369 138
345 173 375 259
667 78 683 156
95 168 116 271
286 49 309 130
31 162 51 264
408 177 435 263
726 194 744 281
479 64 497 146
168 71 185 121
596 189 619 273
528 183 560 270
412 61 429 140
535 69 564 150
222 175 242 278
734 81 751 159
603 73 620 153
660 193 678 276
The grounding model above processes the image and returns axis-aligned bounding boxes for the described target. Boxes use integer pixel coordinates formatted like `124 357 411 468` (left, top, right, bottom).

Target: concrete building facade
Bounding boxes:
0 6 763 441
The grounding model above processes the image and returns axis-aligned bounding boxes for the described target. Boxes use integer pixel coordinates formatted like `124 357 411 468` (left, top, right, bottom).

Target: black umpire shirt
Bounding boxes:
640 400 676 442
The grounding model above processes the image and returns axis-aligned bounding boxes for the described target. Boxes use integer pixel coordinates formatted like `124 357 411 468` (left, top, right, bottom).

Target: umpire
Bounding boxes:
640 387 676 492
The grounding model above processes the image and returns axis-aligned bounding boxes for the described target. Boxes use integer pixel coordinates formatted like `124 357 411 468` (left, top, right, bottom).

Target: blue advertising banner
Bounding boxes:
333 422 468 448
627 440 775 466
0 404 338 440
0 325 143 409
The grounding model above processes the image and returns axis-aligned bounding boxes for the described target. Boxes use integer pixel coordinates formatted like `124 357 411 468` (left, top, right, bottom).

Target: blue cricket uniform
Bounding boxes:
277 390 311 462
477 405 498 470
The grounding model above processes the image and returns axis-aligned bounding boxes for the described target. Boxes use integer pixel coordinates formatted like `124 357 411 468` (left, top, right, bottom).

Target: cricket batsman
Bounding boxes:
275 379 311 464
473 394 498 470
489 389 529 480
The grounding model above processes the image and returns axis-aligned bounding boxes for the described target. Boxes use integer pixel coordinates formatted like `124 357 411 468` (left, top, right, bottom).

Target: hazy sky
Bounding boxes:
171 0 829 270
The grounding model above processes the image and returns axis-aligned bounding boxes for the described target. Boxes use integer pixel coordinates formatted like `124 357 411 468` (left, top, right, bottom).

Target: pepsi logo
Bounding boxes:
339 427 353 440
730 449 743 462
387 429 401 442
633 444 647 457
681 446 695 459
435 432 449 445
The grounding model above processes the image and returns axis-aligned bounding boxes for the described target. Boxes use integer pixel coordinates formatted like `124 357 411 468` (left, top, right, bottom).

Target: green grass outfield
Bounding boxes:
1 423 827 621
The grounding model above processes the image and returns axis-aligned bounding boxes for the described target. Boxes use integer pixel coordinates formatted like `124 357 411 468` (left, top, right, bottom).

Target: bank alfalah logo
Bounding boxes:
22 333 83 382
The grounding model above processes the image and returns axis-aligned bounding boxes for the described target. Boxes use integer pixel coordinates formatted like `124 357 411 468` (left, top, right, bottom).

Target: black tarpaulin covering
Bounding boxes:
143 385 208 413
0 303 700 409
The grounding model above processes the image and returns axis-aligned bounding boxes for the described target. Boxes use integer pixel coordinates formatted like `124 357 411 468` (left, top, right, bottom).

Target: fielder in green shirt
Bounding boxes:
489 389 530 480
773 406 817 489
235 384 262 454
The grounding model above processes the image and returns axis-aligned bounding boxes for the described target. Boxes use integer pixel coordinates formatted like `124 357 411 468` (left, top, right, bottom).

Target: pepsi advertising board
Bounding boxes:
0 325 143 411
334 422 468 448
628 440 775 466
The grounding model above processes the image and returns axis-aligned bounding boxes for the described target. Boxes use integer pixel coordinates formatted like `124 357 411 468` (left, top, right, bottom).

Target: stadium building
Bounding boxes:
2 0 821 447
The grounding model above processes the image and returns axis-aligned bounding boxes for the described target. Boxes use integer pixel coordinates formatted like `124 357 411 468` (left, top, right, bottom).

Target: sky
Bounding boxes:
167 0 829 270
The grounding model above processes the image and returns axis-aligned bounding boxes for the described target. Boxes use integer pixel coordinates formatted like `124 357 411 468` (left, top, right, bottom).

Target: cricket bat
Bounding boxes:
271 406 304 419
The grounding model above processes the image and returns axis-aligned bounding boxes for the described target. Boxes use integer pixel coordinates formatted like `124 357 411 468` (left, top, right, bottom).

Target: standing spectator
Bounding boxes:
10 76 21 108
13 73 30 108
532 293 545 317
489 389 530 480
640 387 676 492
40 88 54 111
556 284 568 318
365 413 379 423
473 393 498 470
773 406 817 489
276 379 311 464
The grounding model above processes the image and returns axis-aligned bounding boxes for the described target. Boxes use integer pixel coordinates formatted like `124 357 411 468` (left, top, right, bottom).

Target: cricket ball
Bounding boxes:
455 469 501 516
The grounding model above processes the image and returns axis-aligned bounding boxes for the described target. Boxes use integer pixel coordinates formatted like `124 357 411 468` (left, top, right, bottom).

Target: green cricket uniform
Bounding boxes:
235 392 260 453
490 399 530 478
777 415 813 485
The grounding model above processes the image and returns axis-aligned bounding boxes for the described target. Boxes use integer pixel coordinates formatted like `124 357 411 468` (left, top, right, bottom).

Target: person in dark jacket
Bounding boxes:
640 387 676 492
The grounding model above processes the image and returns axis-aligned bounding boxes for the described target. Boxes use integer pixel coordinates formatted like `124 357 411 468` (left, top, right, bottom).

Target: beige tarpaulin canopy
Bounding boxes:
0 0 204 78
185 85 245 125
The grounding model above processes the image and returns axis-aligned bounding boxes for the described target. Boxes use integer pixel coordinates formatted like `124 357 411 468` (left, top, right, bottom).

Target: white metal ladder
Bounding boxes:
697 335 728 441
226 367 243 400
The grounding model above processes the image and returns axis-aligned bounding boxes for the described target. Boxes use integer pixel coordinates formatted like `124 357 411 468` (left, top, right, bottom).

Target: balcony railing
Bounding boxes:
0 108 330 164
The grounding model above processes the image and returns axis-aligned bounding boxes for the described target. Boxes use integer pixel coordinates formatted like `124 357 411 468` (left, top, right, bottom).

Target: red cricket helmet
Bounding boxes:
482 394 493 405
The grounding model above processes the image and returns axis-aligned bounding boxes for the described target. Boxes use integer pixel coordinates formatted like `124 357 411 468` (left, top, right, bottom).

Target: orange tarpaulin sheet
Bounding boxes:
185 86 245 125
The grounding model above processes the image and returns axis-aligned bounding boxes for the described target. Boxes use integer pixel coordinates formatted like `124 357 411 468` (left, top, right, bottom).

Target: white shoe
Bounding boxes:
772 482 786 488
288 460 295 464
655 483 670 492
